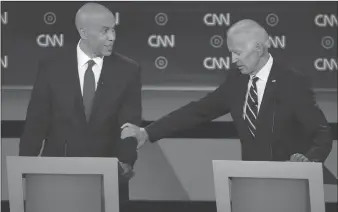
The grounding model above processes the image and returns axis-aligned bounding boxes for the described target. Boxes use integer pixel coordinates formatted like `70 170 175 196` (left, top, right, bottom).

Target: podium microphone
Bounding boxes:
64 139 68 157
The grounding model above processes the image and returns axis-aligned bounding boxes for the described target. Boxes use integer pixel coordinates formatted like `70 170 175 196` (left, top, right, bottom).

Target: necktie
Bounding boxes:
83 60 96 122
245 76 259 138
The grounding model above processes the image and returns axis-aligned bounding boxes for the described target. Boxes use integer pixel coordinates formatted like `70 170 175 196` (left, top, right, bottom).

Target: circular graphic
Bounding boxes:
210 35 224 48
321 36 335 49
155 56 168 69
155 13 168 26
44 12 56 25
266 13 279 27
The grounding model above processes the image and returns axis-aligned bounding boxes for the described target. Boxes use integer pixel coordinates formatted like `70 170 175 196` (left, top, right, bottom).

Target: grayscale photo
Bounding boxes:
1 1 337 212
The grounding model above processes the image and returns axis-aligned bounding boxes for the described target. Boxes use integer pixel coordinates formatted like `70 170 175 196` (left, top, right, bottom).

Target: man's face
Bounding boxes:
84 13 116 57
227 33 260 75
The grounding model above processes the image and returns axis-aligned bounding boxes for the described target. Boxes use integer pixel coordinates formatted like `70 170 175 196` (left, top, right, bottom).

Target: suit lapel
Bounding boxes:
66 49 88 126
232 72 253 142
254 62 278 138
87 58 110 124
234 73 250 118
88 53 124 126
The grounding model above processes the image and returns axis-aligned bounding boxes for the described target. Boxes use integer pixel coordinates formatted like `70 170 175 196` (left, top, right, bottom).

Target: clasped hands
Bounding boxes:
121 123 148 150
118 123 148 180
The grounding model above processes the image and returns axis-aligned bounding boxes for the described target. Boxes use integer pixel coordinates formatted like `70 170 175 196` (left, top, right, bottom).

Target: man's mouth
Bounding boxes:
105 45 113 51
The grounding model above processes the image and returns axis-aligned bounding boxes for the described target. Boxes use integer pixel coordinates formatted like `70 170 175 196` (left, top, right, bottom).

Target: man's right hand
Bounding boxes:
121 123 148 149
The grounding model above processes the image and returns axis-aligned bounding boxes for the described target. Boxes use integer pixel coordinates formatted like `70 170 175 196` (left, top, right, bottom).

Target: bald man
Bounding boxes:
121 19 332 163
19 2 141 206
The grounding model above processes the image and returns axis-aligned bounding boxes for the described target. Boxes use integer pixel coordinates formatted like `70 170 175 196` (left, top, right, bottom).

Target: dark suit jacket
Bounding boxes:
145 60 333 162
19 47 141 202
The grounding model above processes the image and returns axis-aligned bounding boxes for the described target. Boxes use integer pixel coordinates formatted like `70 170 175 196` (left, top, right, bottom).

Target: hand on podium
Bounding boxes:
289 153 311 162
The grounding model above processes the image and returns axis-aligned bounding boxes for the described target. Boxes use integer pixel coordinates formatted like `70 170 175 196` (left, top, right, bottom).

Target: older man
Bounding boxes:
122 19 332 163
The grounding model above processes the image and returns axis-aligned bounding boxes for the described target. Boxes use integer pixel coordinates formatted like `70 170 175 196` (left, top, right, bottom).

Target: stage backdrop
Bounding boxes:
1 1 337 89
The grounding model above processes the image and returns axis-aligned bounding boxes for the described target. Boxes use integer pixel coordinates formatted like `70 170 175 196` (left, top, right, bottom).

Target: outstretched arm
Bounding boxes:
121 70 237 148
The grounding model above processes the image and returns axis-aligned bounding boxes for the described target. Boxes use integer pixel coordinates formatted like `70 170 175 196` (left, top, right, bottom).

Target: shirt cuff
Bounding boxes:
140 128 150 142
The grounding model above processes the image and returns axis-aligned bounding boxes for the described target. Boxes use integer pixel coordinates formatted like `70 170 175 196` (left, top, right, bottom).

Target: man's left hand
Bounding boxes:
119 162 135 180
290 153 311 162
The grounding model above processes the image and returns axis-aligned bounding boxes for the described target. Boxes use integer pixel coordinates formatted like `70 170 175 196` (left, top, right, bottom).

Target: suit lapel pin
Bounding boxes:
272 80 276 83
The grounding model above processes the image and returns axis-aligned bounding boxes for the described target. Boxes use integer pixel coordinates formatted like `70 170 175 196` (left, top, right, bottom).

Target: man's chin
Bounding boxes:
239 68 249 74
103 51 113 56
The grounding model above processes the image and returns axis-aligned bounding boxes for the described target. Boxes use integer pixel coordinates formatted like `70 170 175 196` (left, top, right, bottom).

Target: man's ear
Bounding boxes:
264 39 271 48
79 27 87 39
255 42 264 57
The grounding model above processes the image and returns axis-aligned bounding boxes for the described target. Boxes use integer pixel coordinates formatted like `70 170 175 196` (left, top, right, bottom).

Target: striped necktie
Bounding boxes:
244 76 259 138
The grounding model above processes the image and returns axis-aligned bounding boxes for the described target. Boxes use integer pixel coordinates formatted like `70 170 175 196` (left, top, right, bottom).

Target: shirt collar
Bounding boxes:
77 39 104 68
252 53 273 82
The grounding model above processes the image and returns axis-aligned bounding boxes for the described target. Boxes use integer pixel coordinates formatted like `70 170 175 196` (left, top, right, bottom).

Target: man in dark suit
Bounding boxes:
19 2 140 209
121 19 332 163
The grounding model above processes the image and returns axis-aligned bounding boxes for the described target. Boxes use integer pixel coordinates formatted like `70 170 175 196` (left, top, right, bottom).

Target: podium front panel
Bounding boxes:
6 157 119 212
212 160 325 212
25 174 104 212
231 177 310 212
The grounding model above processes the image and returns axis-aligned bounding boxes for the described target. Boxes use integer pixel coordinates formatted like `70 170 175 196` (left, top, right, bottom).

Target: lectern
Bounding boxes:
212 160 325 212
6 156 119 212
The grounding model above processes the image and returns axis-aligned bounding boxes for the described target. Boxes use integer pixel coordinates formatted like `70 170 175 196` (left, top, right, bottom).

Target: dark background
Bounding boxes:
1 1 337 89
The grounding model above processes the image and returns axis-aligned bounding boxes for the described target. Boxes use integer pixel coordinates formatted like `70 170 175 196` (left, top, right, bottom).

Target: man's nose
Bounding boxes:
231 53 238 63
107 30 116 41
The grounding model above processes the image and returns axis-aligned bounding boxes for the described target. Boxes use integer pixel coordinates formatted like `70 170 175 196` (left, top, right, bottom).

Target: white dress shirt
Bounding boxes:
77 40 104 96
243 54 273 118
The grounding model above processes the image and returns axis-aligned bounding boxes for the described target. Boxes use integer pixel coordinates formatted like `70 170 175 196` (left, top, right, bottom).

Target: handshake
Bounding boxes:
118 123 148 180
120 123 149 150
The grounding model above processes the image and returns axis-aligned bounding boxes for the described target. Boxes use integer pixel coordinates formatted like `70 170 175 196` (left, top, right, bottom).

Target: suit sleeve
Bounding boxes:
19 59 52 156
145 70 236 143
117 65 142 166
292 74 333 162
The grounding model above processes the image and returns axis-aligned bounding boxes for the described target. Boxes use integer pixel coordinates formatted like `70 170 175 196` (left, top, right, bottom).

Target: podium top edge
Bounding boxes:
212 160 323 167
6 156 120 175
6 156 119 162
7 156 118 159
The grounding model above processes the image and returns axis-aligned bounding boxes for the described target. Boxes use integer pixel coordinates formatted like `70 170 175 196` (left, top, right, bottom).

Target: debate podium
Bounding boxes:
212 160 325 212
6 156 120 212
